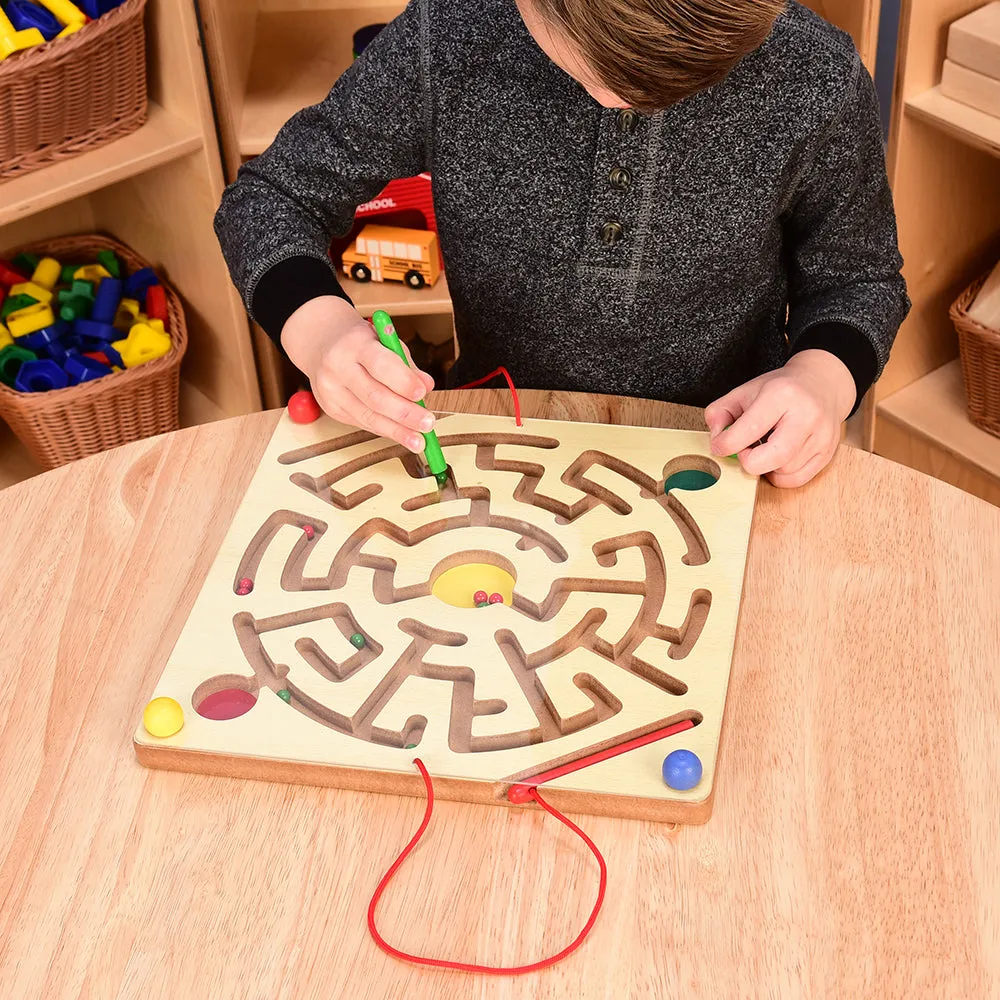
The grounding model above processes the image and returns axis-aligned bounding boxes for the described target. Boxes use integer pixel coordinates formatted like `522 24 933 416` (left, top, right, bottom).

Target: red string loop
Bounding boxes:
454 367 523 426
367 758 607 976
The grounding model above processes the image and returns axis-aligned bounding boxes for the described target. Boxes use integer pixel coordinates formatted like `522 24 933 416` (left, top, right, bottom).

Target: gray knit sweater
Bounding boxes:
214 0 909 408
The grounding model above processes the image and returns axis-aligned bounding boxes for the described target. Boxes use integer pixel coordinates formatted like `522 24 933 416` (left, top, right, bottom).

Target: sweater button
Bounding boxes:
616 109 639 134
601 220 624 245
609 165 632 190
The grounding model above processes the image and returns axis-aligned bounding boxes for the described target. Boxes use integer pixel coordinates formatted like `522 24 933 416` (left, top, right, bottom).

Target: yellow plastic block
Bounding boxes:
56 20 84 38
148 319 166 335
113 323 171 368
37 0 85 28
0 24 44 61
8 303 55 337
73 264 112 284
0 323 12 350
31 258 61 290
10 282 54 305
113 298 141 332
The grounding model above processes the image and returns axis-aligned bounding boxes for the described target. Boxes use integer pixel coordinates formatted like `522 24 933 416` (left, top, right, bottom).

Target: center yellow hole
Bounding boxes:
432 562 516 608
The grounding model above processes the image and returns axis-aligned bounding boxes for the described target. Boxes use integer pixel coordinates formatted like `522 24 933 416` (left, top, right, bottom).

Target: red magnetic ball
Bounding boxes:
238 577 253 593
303 524 315 540
507 784 532 804
473 590 488 604
236 586 250 597
488 592 504 604
288 389 321 424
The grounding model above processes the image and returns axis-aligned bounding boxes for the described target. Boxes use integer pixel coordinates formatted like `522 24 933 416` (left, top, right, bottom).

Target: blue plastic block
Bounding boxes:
73 317 118 342
47 341 70 365
18 321 71 352
101 342 124 368
15 359 69 393
65 355 113 384
124 267 160 301
90 277 123 324
79 0 125 17
7 0 62 40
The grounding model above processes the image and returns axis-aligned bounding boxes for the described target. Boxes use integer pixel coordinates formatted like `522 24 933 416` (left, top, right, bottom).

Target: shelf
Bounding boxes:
905 87 1000 160
239 5 404 155
0 104 203 229
876 360 1000 501
347 272 452 317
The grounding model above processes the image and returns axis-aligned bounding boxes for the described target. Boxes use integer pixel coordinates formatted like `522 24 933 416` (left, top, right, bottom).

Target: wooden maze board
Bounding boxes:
135 411 758 823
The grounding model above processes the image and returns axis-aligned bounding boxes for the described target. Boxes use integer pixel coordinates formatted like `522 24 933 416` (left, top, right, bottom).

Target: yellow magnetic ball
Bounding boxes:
143 696 184 738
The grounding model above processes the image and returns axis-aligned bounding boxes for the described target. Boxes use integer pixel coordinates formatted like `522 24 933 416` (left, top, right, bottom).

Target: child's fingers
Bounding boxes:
359 339 430 402
741 416 810 476
711 390 784 457
341 365 434 438
767 450 828 489
335 384 427 453
401 341 436 394
704 389 749 437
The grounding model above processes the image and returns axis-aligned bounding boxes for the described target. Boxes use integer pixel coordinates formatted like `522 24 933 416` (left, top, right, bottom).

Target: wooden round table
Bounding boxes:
2 390 998 999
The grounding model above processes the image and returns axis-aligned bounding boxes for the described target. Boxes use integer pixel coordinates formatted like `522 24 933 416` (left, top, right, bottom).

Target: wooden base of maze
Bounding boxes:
135 411 758 823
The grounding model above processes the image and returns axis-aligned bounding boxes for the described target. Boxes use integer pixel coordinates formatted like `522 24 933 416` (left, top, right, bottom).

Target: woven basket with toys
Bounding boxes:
0 234 188 469
951 260 1000 439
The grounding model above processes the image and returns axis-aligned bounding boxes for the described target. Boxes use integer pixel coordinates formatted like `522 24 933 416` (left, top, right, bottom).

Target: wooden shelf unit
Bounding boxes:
0 0 261 490
873 0 1000 505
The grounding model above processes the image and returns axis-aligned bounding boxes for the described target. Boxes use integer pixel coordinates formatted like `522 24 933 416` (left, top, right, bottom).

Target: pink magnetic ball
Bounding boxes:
303 524 315 540
238 577 253 593
488 592 504 605
288 390 321 424
473 590 488 604
236 586 250 597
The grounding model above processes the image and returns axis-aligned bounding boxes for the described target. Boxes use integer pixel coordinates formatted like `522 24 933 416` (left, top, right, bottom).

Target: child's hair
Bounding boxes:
530 0 787 112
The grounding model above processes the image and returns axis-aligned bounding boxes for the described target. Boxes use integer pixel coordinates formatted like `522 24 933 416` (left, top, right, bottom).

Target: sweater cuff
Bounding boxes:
790 321 878 417
250 255 351 345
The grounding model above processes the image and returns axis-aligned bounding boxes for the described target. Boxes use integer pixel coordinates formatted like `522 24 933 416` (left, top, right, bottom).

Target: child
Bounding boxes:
214 0 909 488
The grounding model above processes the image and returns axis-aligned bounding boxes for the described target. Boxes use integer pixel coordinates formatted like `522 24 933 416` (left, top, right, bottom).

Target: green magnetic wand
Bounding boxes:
371 309 449 487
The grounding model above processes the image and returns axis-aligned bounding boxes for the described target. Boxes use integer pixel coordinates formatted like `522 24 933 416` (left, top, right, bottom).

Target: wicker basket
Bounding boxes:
0 234 187 469
0 0 148 180
951 274 1000 439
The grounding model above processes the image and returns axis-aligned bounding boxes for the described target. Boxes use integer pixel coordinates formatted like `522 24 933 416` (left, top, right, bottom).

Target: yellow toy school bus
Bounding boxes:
341 224 442 289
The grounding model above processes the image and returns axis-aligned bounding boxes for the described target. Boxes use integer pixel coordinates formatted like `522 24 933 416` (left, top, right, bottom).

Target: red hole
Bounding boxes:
197 688 257 720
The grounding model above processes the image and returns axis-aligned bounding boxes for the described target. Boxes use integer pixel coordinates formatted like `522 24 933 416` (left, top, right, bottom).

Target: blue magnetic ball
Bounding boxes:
662 749 703 791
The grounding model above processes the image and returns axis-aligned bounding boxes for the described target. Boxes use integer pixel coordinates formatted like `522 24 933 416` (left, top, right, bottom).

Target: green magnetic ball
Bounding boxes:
349 633 366 649
476 601 489 608
277 688 292 703
97 250 121 278
405 744 417 750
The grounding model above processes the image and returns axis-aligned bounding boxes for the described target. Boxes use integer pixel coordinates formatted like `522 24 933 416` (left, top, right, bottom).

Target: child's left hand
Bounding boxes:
704 350 856 488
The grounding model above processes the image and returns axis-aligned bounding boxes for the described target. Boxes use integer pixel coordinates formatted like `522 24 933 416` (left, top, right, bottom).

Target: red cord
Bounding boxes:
367 758 607 976
454 367 523 426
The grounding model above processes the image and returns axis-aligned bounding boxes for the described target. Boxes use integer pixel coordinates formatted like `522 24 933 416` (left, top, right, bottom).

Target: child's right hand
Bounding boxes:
280 295 436 452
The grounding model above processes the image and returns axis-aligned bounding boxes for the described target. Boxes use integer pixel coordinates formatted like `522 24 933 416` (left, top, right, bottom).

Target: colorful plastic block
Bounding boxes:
102 343 124 368
18 322 70 352
0 344 36 386
36 0 85 27
65 355 112 384
73 264 112 285
0 324 12 350
11 253 39 273
96 249 121 278
91 277 123 324
124 267 159 301
1 294 38 319
7 0 61 38
0 261 29 286
8 303 56 338
113 322 171 368
113 297 140 331
146 284 168 324
59 295 93 323
31 257 61 290
74 318 118 341
10 281 53 305
83 350 110 366
60 264 85 284
0 286 5 312
55 19 84 38
15 358 69 393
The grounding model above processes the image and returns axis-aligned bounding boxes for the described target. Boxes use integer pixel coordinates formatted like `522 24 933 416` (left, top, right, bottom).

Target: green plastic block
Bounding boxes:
12 253 39 274
0 344 37 387
96 250 121 279
1 294 39 319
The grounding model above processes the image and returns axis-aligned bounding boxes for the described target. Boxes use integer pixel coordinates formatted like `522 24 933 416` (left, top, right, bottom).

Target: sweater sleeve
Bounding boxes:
784 53 910 405
213 0 429 342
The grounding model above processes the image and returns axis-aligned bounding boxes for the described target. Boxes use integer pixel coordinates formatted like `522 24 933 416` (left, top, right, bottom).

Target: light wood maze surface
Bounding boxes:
135 411 758 822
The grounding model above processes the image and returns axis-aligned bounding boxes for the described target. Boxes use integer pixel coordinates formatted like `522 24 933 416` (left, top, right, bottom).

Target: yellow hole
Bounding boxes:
432 562 516 608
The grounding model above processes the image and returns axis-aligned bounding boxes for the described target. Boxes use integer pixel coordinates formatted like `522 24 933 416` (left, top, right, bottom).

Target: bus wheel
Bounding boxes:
351 264 372 282
404 270 426 289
